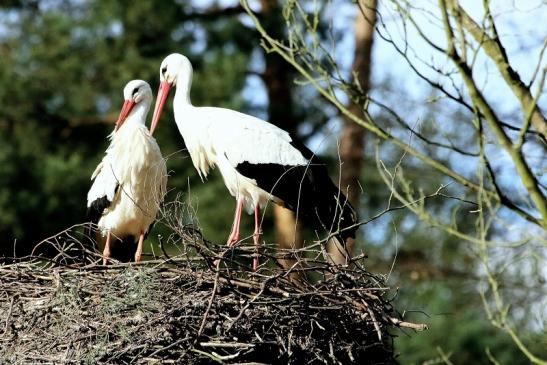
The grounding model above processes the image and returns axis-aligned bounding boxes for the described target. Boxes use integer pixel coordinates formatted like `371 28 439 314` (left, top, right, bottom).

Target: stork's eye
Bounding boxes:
161 66 167 75
132 87 139 96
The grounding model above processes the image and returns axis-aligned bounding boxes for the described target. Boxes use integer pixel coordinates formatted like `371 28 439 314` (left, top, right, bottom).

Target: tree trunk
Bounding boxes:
260 0 304 274
273 205 304 274
333 0 377 262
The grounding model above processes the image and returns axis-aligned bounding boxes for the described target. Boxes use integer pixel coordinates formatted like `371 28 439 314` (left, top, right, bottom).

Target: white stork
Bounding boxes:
87 80 167 264
150 53 357 270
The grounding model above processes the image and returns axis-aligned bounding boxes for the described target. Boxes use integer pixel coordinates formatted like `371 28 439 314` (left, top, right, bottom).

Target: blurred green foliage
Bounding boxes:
0 0 258 253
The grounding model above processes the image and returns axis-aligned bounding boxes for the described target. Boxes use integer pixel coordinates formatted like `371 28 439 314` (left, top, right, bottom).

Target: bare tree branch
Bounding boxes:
241 0 543 227
439 0 546 227
447 0 547 142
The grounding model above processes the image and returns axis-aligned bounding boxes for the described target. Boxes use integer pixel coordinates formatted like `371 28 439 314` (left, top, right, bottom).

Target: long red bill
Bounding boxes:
114 100 136 131
150 81 171 135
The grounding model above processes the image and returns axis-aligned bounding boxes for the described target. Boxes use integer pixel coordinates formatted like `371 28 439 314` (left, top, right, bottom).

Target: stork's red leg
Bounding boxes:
214 198 245 268
135 231 145 263
227 198 244 247
103 231 112 265
252 205 262 271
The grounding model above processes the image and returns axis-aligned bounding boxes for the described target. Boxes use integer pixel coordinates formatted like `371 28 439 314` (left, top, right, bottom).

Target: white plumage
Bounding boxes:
151 54 356 270
87 80 167 264
173 105 309 213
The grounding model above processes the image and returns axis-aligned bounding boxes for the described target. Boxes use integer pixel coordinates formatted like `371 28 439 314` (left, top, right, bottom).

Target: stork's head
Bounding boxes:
150 53 192 135
115 80 152 131
159 53 192 85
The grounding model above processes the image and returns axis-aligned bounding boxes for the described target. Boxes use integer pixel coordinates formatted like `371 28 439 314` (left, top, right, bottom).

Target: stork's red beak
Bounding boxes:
150 81 171 135
115 100 136 131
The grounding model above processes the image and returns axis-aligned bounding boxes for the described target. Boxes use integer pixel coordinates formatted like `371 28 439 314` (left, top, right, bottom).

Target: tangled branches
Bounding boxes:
1 209 425 364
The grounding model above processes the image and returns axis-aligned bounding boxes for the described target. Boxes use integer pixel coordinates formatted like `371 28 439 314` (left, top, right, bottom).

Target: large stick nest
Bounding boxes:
1 219 425 364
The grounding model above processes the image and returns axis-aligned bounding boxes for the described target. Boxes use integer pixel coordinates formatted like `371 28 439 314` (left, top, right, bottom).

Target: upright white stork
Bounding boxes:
150 53 357 270
87 80 167 264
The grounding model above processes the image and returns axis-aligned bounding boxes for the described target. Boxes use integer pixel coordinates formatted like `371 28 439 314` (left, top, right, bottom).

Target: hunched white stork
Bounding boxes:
87 80 167 264
150 53 357 269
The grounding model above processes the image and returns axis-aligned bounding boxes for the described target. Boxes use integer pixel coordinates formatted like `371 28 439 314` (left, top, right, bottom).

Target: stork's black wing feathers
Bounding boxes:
289 139 316 160
87 195 112 224
235 148 357 241
84 184 119 247
87 183 119 223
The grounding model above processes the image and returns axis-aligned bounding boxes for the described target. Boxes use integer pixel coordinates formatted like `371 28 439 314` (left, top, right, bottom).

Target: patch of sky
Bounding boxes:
96 95 111 115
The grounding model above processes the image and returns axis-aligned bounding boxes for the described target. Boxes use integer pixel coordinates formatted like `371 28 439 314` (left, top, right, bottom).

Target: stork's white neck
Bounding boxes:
124 101 150 128
174 69 193 106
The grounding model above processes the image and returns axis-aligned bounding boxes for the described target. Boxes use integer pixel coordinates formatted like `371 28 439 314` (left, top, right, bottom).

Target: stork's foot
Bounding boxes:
226 232 240 247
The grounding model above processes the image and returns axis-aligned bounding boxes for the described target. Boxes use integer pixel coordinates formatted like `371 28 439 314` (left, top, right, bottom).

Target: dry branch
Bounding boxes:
0 223 425 364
